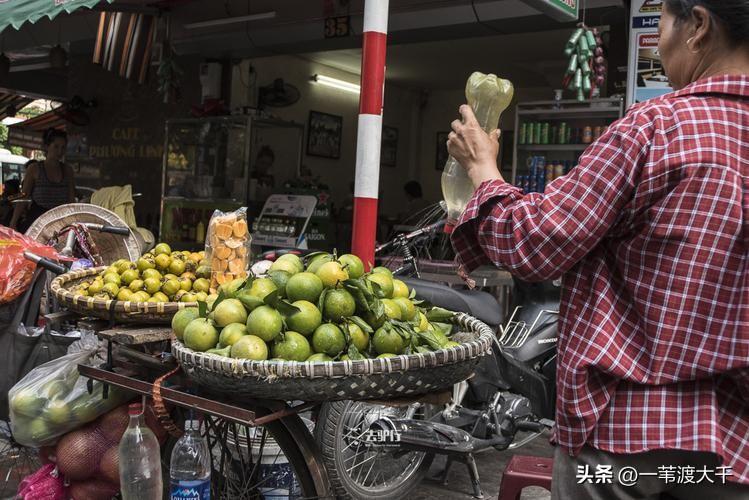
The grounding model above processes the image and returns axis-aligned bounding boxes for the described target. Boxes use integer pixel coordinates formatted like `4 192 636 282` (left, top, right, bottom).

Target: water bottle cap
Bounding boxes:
128 402 143 415
443 223 455 234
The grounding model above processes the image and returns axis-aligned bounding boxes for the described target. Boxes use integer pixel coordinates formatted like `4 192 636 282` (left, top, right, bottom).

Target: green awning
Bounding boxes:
0 0 114 33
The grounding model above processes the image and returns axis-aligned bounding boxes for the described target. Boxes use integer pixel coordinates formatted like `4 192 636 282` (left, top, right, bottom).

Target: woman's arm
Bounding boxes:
9 164 37 229
449 108 650 282
65 164 76 202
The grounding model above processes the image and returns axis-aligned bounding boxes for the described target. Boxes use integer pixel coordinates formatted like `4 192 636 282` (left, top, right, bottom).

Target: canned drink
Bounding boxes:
558 123 568 144
533 123 542 144
527 156 537 178
528 175 537 193
583 126 593 144
537 172 546 192
551 125 558 145
594 126 604 140
522 176 530 193
536 156 546 171
519 123 527 144
555 163 565 179
540 123 550 144
546 163 555 182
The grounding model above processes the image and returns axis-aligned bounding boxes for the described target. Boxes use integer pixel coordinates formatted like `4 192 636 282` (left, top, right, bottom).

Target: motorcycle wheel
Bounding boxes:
315 400 435 499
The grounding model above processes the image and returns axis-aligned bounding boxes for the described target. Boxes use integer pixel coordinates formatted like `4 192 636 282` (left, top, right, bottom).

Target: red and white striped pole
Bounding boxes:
351 0 389 271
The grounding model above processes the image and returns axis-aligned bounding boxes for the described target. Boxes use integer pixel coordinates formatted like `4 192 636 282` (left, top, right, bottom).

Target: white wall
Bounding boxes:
230 55 555 215
230 55 421 217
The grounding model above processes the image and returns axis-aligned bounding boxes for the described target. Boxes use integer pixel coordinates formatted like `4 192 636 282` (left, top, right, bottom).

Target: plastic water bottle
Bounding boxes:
170 420 211 500
441 72 514 232
119 402 163 500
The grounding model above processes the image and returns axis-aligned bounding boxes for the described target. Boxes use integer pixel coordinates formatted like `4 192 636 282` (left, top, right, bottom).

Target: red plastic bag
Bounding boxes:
0 226 61 304
17 463 66 500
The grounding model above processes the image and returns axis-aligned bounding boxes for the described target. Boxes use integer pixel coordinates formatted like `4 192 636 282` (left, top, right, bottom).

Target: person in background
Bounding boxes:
0 177 21 226
250 146 276 202
399 180 431 223
10 129 74 232
447 1 749 498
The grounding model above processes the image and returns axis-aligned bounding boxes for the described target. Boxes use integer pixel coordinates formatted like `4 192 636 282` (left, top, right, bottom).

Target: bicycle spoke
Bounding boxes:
361 449 379 486
347 452 379 473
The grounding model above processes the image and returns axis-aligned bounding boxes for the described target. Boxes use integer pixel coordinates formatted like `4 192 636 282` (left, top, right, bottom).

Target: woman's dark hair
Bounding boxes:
665 0 749 43
42 128 67 146
404 181 423 199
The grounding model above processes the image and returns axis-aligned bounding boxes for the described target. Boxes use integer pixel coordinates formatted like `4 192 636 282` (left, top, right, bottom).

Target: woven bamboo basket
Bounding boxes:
51 267 197 324
25 203 142 261
172 313 493 401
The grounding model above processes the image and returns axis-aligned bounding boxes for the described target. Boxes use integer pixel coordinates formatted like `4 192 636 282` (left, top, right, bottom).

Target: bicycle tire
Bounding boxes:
315 400 434 500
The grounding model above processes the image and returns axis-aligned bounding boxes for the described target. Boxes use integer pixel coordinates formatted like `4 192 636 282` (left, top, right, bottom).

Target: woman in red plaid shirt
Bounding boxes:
448 1 749 498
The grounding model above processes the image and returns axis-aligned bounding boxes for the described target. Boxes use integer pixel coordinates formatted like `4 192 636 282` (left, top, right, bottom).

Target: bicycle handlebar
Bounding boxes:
23 251 67 275
99 225 130 236
71 223 130 236
376 220 446 254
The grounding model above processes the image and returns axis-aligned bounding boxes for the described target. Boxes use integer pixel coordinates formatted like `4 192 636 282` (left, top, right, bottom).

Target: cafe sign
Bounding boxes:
522 0 578 22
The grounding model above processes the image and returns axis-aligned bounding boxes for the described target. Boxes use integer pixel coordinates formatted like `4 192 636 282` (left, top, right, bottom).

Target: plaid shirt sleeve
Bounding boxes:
451 113 650 282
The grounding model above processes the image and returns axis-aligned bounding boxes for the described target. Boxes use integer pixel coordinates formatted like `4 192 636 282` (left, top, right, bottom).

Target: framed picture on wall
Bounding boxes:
435 131 449 170
307 111 343 159
381 126 398 167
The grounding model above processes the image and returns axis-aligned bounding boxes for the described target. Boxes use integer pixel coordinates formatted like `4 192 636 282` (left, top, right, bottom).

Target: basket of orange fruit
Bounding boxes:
171 252 494 401
51 243 212 324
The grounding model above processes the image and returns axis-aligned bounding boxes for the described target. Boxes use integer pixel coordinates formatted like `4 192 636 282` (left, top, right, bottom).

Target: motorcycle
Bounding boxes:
314 225 560 499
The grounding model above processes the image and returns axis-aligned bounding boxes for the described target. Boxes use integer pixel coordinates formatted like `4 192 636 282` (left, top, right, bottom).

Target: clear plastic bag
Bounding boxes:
9 341 129 447
205 207 251 293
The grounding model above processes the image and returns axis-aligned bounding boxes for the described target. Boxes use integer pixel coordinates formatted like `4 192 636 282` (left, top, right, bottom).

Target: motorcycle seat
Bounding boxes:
401 277 502 328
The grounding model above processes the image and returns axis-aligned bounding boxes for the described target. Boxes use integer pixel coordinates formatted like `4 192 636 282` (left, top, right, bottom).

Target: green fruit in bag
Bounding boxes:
11 390 46 417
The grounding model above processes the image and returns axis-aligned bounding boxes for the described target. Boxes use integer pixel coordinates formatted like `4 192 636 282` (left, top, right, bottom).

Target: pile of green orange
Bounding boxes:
172 252 459 362
70 243 215 304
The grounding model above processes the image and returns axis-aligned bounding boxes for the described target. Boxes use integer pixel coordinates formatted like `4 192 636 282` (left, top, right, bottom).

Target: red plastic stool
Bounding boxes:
498 455 553 500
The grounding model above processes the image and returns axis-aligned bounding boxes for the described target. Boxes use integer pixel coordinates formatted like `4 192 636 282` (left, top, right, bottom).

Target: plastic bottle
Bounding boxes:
441 72 514 232
119 402 163 500
169 420 211 500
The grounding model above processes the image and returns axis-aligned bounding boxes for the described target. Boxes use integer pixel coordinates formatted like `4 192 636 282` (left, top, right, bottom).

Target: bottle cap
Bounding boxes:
128 402 143 416
185 420 200 431
443 223 455 234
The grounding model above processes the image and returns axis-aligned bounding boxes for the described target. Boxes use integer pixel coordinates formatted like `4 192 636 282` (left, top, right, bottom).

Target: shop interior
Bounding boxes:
1 0 629 253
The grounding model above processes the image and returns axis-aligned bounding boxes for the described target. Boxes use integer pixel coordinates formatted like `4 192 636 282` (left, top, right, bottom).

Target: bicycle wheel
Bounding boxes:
0 422 41 497
163 410 330 499
315 400 434 500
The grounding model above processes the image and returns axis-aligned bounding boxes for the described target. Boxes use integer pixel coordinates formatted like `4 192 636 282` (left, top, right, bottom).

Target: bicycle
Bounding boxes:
314 221 558 499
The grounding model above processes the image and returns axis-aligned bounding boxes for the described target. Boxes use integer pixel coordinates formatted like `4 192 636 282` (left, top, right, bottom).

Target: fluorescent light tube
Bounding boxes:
184 11 276 29
311 74 360 94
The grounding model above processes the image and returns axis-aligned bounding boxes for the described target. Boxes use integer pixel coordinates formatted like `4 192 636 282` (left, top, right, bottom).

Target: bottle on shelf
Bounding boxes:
119 402 163 500
169 420 211 500
196 217 206 244
441 72 514 232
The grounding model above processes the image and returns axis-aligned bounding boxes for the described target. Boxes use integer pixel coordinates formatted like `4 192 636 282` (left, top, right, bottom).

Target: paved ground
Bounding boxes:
413 434 554 500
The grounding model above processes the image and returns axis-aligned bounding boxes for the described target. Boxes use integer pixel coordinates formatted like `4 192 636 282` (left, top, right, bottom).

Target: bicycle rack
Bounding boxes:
498 306 559 348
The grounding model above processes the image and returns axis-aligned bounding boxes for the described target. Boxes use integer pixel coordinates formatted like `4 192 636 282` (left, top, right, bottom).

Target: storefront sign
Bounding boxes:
627 0 672 106
88 127 163 159
523 0 578 22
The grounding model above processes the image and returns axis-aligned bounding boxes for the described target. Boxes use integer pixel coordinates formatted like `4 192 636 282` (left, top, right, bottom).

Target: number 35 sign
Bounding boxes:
324 16 350 38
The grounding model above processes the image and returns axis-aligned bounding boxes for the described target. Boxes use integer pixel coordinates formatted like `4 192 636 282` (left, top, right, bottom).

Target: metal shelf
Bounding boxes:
517 108 621 120
518 144 590 151
512 98 625 184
